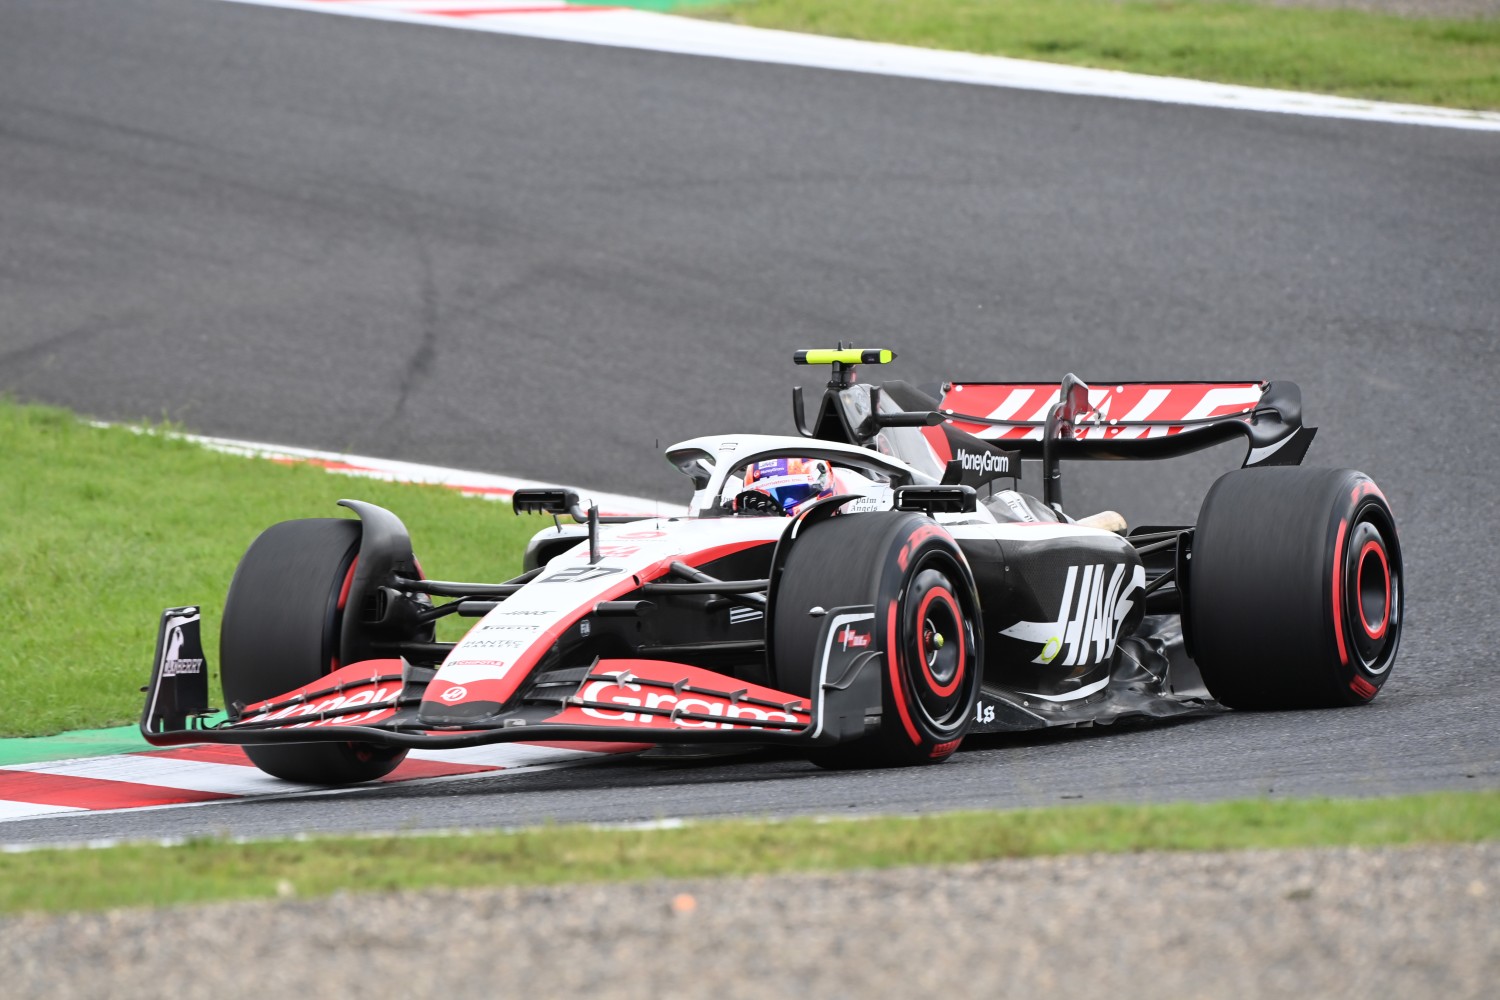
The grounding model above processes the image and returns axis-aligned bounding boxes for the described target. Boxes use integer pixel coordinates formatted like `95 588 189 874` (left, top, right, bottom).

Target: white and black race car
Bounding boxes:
142 349 1403 781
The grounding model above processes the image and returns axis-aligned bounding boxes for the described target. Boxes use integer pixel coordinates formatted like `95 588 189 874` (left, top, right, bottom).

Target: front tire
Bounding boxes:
773 512 982 768
1188 467 1402 710
220 518 408 784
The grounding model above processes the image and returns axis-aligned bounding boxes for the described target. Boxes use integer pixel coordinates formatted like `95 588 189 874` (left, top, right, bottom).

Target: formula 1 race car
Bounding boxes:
142 349 1403 782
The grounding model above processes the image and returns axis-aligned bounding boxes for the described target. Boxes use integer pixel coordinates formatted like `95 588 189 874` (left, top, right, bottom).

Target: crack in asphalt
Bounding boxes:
382 237 441 430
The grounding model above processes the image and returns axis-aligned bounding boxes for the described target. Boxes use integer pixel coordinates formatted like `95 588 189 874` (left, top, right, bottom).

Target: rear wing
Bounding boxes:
938 376 1315 511
785 352 1315 510
939 377 1315 466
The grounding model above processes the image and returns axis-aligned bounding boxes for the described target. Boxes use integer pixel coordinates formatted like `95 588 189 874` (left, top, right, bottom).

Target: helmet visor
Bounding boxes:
743 458 831 514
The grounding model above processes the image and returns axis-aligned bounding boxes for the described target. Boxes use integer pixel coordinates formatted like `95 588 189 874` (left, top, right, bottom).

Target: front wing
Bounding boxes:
140 606 882 752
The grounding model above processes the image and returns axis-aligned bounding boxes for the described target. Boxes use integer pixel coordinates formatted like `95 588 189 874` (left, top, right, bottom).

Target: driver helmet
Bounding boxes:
742 457 835 516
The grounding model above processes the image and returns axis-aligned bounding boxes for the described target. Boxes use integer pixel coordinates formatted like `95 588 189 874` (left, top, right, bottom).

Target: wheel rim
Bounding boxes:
898 555 975 733
1356 540 1390 641
331 554 403 765
1342 509 1400 677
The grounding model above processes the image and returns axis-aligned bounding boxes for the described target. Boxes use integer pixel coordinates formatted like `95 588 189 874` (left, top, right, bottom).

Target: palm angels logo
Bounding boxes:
1000 562 1144 667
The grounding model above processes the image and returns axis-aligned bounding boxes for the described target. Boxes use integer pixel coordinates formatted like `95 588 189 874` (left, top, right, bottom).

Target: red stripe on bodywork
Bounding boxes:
0 771 235 809
429 540 772 713
545 659 809 732
675 541 774 573
239 659 405 717
920 424 953 465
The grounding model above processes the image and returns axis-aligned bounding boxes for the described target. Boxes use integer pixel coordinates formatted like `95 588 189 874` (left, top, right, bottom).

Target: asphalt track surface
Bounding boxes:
2 0 1497 845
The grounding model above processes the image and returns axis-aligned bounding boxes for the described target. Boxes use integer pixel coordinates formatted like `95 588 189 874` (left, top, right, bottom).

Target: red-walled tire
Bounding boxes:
773 512 982 768
220 518 408 784
1188 468 1402 710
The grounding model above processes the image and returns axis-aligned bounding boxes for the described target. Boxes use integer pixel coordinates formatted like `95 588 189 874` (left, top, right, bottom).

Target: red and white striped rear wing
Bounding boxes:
937 377 1316 467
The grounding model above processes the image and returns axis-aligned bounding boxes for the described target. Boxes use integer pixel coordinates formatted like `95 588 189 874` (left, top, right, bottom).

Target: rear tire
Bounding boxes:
1188 467 1402 710
773 512 982 768
220 518 408 784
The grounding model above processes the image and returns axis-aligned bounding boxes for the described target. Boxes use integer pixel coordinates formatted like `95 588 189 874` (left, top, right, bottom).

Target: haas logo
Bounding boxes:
1000 562 1144 667
836 625 871 650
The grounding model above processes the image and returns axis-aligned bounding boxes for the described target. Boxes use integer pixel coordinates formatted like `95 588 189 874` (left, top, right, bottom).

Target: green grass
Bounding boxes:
3 402 1494 911
680 0 1500 111
3 791 1494 913
0 400 554 738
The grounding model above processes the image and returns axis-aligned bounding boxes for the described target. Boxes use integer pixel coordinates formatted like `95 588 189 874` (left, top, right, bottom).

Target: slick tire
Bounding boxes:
220 518 408 784
773 512 982 768
1188 467 1402 710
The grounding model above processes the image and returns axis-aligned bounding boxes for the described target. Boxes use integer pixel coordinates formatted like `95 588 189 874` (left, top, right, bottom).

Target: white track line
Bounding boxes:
5 756 303 796
0 800 85 821
0 746 626 824
168 430 686 517
220 0 1500 132
406 743 612 767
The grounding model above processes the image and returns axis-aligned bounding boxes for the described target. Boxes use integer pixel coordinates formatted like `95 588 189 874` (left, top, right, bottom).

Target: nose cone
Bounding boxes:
416 677 509 727
417 699 504 727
